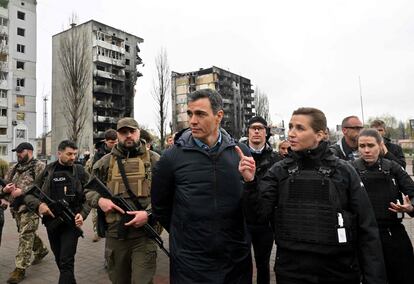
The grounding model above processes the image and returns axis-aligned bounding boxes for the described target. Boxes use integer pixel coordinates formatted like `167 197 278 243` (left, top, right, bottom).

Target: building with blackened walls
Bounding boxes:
171 66 254 139
51 20 143 154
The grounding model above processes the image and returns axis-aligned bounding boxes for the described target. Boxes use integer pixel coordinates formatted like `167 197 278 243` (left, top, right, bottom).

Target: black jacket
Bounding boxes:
92 141 111 165
383 137 406 168
151 128 251 283
352 157 414 224
243 142 386 284
242 141 280 226
330 137 359 161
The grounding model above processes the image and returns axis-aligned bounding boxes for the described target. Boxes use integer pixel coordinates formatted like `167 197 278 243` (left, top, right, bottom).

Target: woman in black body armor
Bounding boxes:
238 107 386 284
352 128 414 284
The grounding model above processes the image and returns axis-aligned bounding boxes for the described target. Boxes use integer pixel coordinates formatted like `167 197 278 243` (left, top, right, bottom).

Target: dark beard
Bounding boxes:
119 140 140 151
18 155 29 164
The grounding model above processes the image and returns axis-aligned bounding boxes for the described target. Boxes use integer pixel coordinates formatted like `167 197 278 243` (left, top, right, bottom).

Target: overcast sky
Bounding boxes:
36 0 414 136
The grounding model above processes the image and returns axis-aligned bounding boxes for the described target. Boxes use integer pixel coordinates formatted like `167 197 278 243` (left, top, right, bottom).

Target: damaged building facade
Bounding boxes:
51 20 143 154
0 0 37 162
171 66 254 139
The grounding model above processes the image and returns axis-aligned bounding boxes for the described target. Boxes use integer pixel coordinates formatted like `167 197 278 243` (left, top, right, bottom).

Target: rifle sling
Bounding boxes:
116 157 144 211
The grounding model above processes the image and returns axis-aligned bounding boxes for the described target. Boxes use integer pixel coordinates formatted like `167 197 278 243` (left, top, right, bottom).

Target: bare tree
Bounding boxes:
58 21 91 145
254 86 270 122
152 48 170 150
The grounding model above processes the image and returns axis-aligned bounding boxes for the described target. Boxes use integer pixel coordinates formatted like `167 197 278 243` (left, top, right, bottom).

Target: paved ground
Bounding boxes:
0 159 412 283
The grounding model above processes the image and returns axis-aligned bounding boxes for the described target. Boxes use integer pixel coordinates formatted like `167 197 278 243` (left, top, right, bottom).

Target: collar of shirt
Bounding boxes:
193 131 222 152
249 145 265 154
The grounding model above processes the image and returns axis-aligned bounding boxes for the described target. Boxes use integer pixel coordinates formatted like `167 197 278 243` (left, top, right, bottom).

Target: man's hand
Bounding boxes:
0 198 9 209
235 146 256 182
10 187 23 198
389 195 414 213
2 183 15 194
124 211 149 228
98 197 125 214
74 213 83 227
38 202 55 218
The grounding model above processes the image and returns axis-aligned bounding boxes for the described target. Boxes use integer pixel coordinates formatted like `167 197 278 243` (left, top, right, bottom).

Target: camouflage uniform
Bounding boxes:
3 158 49 270
86 141 159 284
0 157 8 247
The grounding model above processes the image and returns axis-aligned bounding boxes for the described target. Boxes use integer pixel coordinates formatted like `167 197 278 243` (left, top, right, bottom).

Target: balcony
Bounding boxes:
93 85 112 94
0 116 7 126
0 61 8 72
94 100 114 109
94 70 125 81
0 97 6 107
92 38 125 54
0 79 7 89
93 115 115 124
93 54 125 68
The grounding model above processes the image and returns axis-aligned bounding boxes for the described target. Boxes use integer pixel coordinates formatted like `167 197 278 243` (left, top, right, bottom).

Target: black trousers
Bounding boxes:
248 225 274 284
379 224 414 284
47 224 79 284
275 248 361 284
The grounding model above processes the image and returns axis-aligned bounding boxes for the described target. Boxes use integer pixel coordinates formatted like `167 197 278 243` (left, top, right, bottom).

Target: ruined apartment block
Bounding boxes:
52 20 143 154
171 66 254 139
0 0 37 162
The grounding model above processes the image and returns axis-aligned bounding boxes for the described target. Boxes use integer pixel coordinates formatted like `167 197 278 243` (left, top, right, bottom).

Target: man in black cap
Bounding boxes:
1 142 49 284
24 140 91 284
86 117 160 283
243 116 280 284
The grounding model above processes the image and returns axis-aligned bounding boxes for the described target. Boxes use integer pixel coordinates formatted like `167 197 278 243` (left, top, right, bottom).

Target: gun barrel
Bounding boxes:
87 176 170 257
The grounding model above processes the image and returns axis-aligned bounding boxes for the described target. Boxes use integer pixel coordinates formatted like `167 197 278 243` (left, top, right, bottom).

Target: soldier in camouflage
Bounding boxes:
0 142 49 284
86 118 160 284
0 157 9 247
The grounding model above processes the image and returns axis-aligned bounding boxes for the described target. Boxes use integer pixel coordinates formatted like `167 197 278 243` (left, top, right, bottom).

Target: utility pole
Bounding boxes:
42 95 48 158
43 95 48 136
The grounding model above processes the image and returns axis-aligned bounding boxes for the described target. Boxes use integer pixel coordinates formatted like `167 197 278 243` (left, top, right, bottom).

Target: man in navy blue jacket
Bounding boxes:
151 88 252 284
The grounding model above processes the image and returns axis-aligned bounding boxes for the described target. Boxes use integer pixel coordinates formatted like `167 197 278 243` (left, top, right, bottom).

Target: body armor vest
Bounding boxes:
275 163 355 246
50 170 81 210
354 159 402 225
106 151 152 199
105 152 152 225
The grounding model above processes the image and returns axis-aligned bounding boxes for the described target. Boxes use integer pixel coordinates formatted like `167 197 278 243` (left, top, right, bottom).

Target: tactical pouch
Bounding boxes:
117 214 132 240
97 208 108 238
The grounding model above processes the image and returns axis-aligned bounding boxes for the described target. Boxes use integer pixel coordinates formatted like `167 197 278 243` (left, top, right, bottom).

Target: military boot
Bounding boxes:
32 248 49 265
7 268 25 284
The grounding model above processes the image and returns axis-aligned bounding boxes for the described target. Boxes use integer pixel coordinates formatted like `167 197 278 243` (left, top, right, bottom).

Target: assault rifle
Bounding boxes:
85 176 170 257
26 185 84 238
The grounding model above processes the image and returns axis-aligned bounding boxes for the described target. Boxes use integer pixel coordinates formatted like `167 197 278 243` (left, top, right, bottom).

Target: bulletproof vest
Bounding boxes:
106 150 152 199
354 159 402 225
275 162 355 246
50 170 81 209
9 159 37 211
